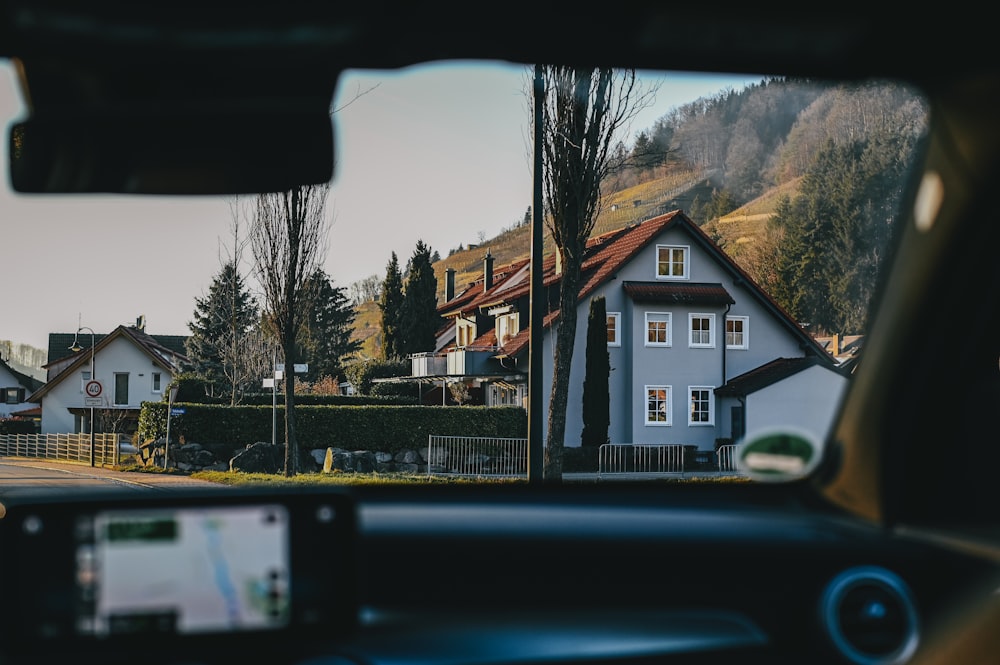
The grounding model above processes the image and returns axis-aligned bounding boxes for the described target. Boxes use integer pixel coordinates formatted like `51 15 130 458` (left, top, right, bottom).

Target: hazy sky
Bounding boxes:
1 60 759 352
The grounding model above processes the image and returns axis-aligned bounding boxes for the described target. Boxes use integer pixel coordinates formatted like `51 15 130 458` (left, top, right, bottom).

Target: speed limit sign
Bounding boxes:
85 380 102 398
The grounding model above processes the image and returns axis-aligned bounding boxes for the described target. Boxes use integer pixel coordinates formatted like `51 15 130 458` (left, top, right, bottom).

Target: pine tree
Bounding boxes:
184 260 259 399
581 296 611 447
378 252 405 360
399 239 441 355
298 269 362 382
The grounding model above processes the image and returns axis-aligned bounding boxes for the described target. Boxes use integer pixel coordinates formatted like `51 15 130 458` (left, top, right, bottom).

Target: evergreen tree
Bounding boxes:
581 296 611 448
378 252 405 360
772 131 916 334
184 260 259 399
298 269 362 382
399 239 441 355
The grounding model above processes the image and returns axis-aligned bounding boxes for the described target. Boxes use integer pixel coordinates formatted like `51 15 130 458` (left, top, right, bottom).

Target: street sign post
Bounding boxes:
84 380 103 407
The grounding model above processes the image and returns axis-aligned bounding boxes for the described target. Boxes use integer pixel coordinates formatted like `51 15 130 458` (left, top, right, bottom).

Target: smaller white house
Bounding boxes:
0 356 44 420
29 324 189 435
714 356 849 446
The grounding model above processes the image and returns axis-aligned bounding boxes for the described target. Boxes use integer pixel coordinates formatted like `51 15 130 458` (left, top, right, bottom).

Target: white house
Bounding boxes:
409 210 847 454
29 323 189 435
0 356 44 420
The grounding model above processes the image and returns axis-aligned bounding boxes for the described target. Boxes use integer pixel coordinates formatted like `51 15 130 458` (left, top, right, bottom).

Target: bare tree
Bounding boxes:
249 184 331 476
217 323 278 404
349 273 382 305
539 65 654 480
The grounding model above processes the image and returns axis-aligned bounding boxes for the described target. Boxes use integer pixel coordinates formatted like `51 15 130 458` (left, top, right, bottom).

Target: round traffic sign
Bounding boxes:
85 380 103 398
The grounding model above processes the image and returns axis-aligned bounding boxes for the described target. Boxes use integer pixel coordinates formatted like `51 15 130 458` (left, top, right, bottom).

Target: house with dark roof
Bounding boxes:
28 322 190 435
0 355 44 420
409 210 847 452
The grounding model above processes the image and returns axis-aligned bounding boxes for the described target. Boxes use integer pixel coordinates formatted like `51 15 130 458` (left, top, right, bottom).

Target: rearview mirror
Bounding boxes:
9 109 334 194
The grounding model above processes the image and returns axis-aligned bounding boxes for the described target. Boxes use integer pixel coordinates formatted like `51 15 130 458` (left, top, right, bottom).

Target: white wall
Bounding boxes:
744 365 847 447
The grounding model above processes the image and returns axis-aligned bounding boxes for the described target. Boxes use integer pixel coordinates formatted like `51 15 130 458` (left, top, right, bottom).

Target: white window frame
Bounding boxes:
80 370 91 392
688 386 715 426
689 313 716 348
151 371 162 393
607 312 621 347
655 244 690 280
644 385 672 426
456 319 477 348
495 312 519 347
726 315 749 350
644 312 672 347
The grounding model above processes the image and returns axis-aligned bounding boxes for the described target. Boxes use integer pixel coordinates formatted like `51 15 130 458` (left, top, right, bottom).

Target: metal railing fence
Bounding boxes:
427 435 527 477
0 433 123 466
598 443 686 478
716 444 741 474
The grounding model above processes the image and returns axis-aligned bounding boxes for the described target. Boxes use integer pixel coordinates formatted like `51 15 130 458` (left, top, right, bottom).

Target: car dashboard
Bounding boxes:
0 484 996 665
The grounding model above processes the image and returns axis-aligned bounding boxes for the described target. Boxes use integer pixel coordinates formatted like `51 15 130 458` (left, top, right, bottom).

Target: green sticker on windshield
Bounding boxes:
737 428 821 482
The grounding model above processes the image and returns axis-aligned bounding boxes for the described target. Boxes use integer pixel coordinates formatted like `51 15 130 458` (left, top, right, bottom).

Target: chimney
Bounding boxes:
483 251 494 292
445 268 456 302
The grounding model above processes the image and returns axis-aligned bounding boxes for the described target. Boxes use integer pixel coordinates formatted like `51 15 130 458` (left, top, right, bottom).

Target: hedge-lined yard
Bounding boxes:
137 402 527 454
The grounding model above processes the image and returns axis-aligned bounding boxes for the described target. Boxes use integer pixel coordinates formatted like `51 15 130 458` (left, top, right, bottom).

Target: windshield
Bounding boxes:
0 58 928 484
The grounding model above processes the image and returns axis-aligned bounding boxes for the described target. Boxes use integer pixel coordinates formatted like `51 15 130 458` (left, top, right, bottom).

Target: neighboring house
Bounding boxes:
28 322 189 435
0 356 44 419
408 210 847 453
815 333 864 367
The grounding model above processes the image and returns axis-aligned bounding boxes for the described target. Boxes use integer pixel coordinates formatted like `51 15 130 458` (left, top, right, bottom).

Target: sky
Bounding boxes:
0 59 760 352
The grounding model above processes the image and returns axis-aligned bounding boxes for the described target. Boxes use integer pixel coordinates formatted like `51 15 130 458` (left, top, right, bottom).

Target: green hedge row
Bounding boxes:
0 419 37 435
137 402 527 454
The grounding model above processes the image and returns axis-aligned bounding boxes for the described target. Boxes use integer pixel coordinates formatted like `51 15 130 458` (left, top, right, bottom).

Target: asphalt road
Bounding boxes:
0 458 227 499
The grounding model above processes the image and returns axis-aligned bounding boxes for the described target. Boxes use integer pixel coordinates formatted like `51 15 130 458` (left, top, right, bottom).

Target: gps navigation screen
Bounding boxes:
75 504 290 635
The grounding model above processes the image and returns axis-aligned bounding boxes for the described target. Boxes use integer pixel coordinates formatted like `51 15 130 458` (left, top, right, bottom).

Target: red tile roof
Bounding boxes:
440 210 831 363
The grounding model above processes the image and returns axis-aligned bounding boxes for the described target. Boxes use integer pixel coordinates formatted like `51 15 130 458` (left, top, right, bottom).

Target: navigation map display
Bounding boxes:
76 504 290 635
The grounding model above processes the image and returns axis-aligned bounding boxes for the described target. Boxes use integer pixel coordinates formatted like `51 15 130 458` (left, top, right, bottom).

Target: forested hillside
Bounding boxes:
352 77 927 355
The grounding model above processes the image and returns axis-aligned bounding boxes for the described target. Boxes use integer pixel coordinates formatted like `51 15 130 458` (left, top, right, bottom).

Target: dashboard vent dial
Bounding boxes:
820 566 920 665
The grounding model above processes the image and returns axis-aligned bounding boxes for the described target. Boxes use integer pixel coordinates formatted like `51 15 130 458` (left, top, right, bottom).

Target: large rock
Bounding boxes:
230 441 285 474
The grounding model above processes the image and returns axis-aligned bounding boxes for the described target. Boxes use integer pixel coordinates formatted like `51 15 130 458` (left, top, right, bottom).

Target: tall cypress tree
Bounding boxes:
185 260 259 398
298 268 362 382
581 296 611 447
399 240 441 355
378 252 405 360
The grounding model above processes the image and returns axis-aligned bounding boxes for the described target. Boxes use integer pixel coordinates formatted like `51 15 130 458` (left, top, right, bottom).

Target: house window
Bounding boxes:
689 313 716 348
645 385 672 426
495 312 519 347
152 372 162 393
489 383 527 407
607 312 621 347
456 319 477 348
80 370 91 392
726 316 749 349
645 312 672 346
3 387 23 404
656 244 689 279
114 373 129 406
689 386 714 425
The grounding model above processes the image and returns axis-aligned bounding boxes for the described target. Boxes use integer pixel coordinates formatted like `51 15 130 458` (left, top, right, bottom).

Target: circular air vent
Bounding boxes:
820 566 920 665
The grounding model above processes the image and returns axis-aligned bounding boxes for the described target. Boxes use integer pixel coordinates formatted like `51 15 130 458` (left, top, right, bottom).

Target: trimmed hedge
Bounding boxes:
137 402 527 454
0 419 37 435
